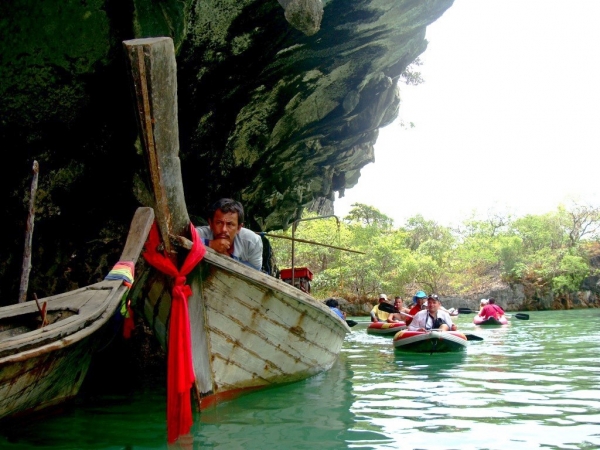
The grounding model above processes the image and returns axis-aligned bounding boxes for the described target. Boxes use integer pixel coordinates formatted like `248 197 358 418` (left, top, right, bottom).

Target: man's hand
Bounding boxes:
209 238 231 255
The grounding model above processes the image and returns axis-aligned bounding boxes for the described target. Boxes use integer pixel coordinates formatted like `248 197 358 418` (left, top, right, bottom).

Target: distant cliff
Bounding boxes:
0 0 453 302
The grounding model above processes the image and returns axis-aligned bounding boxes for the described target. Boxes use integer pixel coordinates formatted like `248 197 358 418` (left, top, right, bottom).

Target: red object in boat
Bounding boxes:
280 267 313 293
280 267 313 280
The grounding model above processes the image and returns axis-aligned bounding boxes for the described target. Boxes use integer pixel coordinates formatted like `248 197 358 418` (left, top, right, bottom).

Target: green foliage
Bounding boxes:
344 203 394 228
551 254 589 293
512 213 566 251
265 203 600 305
400 58 424 86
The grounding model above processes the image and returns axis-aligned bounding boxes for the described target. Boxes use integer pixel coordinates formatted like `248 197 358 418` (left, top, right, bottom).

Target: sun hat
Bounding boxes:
379 293 388 300
412 290 427 303
480 298 488 305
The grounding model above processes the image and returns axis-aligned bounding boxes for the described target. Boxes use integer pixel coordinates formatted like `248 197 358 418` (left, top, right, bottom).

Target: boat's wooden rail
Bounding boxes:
202 248 350 332
0 207 155 360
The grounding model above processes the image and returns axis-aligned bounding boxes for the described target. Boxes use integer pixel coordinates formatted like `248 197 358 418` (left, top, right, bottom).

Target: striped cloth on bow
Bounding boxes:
104 261 135 287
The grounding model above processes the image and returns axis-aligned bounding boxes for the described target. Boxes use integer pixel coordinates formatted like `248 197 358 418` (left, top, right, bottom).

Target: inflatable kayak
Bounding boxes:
393 330 468 353
366 321 406 336
473 315 508 326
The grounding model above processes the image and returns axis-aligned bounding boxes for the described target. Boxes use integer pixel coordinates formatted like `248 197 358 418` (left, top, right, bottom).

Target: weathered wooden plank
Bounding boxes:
123 37 190 252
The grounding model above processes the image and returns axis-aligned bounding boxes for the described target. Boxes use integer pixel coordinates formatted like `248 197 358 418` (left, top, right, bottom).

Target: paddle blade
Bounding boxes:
515 313 529 320
458 308 474 314
464 333 483 341
346 320 358 327
378 302 397 313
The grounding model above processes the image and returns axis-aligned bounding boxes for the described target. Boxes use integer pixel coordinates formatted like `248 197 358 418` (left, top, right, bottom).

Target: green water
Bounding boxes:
1 309 599 449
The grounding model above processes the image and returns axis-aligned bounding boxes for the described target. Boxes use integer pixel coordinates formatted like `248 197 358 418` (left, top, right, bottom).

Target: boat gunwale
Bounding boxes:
201 247 351 333
0 280 126 361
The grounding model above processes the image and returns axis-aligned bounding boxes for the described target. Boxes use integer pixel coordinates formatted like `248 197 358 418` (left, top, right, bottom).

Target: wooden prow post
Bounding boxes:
19 160 39 303
123 37 190 255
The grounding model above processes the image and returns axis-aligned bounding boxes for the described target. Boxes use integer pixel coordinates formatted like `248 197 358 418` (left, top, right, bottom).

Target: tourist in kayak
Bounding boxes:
479 298 488 312
370 294 392 322
386 296 411 322
196 198 263 270
405 290 428 325
408 294 457 331
479 297 505 320
325 298 346 320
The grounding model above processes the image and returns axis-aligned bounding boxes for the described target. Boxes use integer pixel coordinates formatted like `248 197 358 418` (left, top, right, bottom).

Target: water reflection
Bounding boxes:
196 354 362 449
344 310 600 449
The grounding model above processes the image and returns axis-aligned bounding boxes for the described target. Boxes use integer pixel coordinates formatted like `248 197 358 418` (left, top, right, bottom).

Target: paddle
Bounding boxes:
459 308 529 320
463 334 483 341
346 319 358 327
378 302 404 314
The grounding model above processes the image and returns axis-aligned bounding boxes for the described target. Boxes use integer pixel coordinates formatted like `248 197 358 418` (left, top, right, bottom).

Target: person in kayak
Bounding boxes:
408 294 457 332
384 296 410 323
370 294 392 322
325 298 346 320
405 290 428 325
479 298 488 312
479 297 505 320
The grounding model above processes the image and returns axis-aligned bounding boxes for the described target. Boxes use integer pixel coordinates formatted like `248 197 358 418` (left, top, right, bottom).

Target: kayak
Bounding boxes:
473 315 508 326
447 308 459 317
366 321 406 336
393 330 468 353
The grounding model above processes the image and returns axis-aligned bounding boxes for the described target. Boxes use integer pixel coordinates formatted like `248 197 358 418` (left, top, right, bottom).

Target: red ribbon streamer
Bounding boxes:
143 222 206 443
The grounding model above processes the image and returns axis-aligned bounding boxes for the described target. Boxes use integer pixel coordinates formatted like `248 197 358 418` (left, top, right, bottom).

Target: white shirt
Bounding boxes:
196 226 263 271
408 309 455 331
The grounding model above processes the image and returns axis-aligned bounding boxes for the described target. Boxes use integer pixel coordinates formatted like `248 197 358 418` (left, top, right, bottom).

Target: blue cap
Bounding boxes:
413 290 427 304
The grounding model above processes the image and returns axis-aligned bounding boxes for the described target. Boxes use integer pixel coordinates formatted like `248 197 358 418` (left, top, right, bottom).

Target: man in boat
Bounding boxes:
196 198 263 270
479 298 488 312
479 297 505 320
387 296 411 323
405 291 428 325
408 294 457 332
325 298 346 320
370 294 392 322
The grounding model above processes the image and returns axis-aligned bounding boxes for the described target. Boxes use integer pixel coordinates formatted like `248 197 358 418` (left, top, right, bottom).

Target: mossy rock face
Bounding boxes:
0 0 453 301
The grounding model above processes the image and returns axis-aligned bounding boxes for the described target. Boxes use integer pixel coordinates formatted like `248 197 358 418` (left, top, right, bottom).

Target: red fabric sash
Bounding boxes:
143 222 206 443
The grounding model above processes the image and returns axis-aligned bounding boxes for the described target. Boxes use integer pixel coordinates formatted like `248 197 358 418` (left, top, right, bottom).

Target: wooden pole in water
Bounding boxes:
19 160 39 303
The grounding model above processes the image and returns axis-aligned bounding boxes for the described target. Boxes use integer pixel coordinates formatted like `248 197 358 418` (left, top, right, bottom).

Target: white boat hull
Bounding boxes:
137 248 351 408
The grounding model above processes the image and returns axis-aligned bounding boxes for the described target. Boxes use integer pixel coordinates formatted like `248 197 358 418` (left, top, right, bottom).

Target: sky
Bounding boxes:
334 0 600 228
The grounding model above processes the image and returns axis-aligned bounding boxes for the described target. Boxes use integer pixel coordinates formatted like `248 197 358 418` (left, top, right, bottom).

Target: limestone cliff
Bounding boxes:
0 0 453 301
